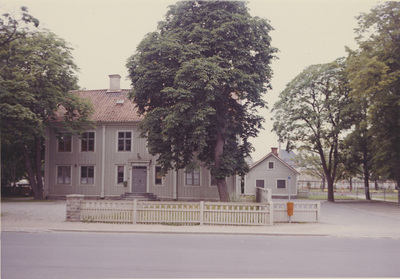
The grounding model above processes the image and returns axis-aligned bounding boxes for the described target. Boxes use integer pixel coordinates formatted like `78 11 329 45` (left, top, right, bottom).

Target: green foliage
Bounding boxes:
0 14 93 198
0 6 39 47
346 2 400 193
272 59 352 201
127 1 276 200
294 149 325 181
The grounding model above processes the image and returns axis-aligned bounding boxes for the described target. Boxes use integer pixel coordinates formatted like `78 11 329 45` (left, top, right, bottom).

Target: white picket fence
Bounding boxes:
77 199 320 225
80 200 273 226
273 201 321 223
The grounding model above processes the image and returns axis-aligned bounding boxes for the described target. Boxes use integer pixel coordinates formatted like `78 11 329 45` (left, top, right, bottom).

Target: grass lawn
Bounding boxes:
300 195 355 200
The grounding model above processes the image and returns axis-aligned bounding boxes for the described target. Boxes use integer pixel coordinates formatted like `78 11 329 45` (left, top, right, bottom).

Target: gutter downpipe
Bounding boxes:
100 125 106 198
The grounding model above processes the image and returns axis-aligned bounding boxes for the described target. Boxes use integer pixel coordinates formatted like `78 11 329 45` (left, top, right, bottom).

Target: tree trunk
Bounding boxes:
216 178 230 202
327 176 335 202
364 168 371 200
22 143 43 200
349 177 353 192
395 159 400 205
35 139 44 199
214 129 230 202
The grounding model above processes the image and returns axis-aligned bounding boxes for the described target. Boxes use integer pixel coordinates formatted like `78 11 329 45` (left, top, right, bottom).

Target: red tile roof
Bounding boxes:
65 89 143 123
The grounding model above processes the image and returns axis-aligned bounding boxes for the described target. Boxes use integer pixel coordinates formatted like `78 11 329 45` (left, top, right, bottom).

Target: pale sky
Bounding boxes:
1 0 380 161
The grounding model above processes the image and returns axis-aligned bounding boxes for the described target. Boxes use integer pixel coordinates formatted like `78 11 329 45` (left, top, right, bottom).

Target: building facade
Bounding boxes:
44 75 238 200
245 148 299 198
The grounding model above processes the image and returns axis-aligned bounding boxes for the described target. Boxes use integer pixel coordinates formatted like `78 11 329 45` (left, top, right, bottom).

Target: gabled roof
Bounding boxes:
250 152 300 175
63 89 143 123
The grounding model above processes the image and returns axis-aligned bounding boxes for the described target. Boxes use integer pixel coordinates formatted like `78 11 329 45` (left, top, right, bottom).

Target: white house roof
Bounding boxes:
250 152 300 175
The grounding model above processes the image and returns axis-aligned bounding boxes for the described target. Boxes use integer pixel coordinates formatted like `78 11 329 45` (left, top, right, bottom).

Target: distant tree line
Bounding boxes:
273 2 400 203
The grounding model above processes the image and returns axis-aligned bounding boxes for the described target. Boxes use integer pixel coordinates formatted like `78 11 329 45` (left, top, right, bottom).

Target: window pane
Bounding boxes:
81 132 94 152
81 166 94 184
58 134 72 152
256 180 265 188
186 168 200 185
118 140 124 151
57 166 71 184
277 180 286 189
125 139 131 151
117 166 124 184
88 167 94 177
155 166 162 185
268 162 274 169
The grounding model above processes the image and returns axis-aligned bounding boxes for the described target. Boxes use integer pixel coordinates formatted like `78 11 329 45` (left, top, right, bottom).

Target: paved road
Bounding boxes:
2 232 400 278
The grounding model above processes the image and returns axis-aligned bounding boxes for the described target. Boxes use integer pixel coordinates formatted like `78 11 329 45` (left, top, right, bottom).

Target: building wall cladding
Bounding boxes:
45 124 230 200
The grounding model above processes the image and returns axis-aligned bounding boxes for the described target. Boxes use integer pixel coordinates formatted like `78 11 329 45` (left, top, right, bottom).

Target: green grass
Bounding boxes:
300 195 355 200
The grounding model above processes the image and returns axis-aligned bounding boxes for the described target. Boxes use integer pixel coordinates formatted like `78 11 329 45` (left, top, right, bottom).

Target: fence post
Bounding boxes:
132 199 138 224
268 201 274 225
267 188 272 202
199 201 204 226
316 201 321 222
66 194 85 222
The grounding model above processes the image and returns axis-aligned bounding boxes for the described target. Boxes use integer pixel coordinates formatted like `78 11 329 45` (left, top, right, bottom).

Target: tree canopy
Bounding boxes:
127 1 276 201
346 2 400 201
272 59 352 202
0 9 93 199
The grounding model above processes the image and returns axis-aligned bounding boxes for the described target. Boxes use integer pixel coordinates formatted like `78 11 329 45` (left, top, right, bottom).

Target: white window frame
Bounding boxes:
185 167 201 186
117 130 133 152
267 161 275 170
209 172 218 187
80 165 95 185
80 131 96 152
56 165 72 185
116 165 125 186
154 166 164 186
57 133 72 153
276 179 286 189
255 179 266 188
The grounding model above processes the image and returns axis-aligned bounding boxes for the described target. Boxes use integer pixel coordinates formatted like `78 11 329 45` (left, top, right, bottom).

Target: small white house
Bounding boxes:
245 148 299 198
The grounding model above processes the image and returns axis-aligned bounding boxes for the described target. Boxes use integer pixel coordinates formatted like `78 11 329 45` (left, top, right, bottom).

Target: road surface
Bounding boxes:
2 232 399 278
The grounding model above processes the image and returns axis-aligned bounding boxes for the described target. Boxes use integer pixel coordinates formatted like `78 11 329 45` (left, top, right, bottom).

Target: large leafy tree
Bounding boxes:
272 59 352 202
1 27 93 199
127 1 276 201
0 6 39 47
340 103 373 199
346 2 400 202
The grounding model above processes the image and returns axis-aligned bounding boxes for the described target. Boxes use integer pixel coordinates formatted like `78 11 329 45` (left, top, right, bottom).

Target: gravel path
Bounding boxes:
1 199 66 222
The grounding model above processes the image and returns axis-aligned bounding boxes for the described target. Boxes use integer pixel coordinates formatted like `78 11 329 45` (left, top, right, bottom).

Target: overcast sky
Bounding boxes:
2 0 380 161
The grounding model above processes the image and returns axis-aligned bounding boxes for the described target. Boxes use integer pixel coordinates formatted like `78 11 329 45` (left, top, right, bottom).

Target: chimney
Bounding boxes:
271 147 278 156
108 74 121 92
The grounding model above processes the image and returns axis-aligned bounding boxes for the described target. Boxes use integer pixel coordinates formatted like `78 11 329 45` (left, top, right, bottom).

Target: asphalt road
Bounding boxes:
2 232 400 278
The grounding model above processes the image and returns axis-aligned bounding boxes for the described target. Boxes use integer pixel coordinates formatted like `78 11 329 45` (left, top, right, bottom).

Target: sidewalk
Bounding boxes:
2 199 400 238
